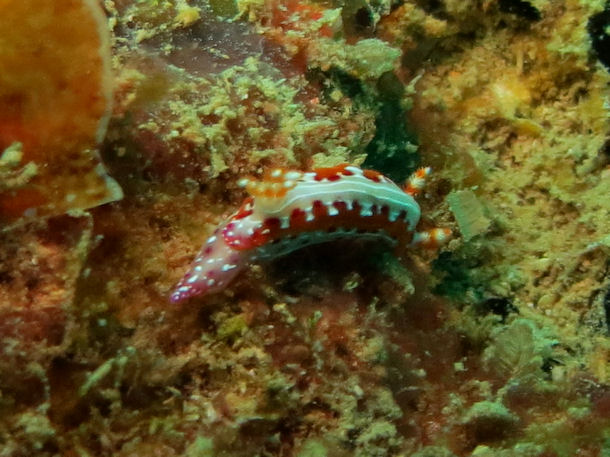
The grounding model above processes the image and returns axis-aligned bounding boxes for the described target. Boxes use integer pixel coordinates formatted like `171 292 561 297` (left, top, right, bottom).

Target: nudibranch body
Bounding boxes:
170 164 450 303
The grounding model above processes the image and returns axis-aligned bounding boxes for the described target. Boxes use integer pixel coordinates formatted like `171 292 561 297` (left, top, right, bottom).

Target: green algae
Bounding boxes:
411 446 458 457
470 443 545 457
185 436 215 457
208 0 238 18
216 313 248 341
460 399 520 432
310 38 401 81
355 420 400 456
0 142 38 192
14 411 56 452
297 439 328 457
447 189 491 241
134 55 365 177
483 318 557 382
79 346 137 397
433 241 525 304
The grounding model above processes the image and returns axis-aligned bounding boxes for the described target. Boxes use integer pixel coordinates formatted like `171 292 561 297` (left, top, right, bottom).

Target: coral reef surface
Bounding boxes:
0 0 608 456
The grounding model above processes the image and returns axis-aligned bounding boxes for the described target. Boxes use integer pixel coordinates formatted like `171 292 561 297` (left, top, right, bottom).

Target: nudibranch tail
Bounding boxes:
170 228 249 304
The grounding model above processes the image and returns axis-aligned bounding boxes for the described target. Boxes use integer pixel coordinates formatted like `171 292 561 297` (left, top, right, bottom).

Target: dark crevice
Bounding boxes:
603 286 610 335
588 3 610 70
498 0 542 21
362 72 419 183
307 68 419 183
476 297 519 321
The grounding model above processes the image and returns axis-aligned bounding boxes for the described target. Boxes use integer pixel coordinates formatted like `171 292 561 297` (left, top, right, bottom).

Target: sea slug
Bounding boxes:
170 164 450 303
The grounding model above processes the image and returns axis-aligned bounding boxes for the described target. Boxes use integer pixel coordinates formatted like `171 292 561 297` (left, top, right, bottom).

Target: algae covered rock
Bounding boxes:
0 0 122 223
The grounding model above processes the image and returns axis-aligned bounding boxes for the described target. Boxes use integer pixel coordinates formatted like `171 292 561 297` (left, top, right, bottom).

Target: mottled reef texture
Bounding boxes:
0 0 122 223
0 0 609 456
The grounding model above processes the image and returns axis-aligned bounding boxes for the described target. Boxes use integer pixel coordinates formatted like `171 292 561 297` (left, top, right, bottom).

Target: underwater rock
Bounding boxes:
460 400 520 445
0 0 122 224
0 213 92 435
1 1 607 456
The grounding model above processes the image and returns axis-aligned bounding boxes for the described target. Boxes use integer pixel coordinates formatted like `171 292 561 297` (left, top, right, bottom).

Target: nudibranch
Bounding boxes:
170 164 451 303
